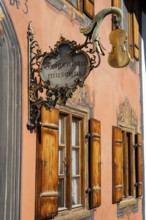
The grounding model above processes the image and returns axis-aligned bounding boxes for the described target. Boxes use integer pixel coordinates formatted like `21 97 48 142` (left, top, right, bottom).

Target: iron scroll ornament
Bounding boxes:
27 23 98 132
27 7 130 132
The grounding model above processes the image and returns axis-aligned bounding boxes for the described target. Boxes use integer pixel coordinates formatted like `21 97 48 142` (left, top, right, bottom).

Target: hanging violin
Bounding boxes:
108 28 130 68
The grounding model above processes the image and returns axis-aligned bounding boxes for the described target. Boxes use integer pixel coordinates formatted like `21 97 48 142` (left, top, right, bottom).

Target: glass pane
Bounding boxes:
58 148 64 175
72 178 80 205
58 179 64 208
59 115 64 144
72 118 79 146
72 149 79 175
66 0 78 8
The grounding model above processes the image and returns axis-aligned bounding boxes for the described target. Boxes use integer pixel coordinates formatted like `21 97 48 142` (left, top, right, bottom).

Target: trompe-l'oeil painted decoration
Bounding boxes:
27 7 130 132
9 0 28 14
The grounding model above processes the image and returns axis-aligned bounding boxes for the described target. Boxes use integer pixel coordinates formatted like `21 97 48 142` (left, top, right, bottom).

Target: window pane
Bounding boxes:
59 115 64 144
72 178 80 205
72 148 79 175
58 148 64 175
66 0 78 8
58 179 64 208
72 118 79 146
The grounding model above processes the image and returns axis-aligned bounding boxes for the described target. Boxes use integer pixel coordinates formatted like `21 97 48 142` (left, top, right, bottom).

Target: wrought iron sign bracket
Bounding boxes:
27 7 130 132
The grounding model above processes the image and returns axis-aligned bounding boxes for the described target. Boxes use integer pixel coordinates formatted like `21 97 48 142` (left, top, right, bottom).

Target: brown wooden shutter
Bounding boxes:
132 12 139 60
36 106 59 219
112 0 120 7
83 0 94 19
135 133 143 198
128 1 139 60
112 126 123 203
88 119 101 209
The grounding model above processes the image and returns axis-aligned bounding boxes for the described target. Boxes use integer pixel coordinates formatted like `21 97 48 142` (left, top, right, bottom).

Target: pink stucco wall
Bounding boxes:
3 0 142 220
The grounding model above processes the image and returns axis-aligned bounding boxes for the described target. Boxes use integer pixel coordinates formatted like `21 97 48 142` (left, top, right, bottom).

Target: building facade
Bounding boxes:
0 0 144 220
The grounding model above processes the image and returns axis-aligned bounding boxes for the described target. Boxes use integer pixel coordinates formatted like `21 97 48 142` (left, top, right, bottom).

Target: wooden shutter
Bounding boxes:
83 0 94 19
132 12 139 60
36 106 59 219
88 119 101 209
112 0 120 7
135 133 143 198
132 1 139 60
112 126 123 203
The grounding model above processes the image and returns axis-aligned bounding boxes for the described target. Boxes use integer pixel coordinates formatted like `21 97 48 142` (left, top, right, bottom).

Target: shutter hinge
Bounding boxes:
51 213 56 219
86 188 92 194
85 133 100 139
40 160 47 167
86 186 101 194
134 183 138 187
85 133 90 139
134 144 138 148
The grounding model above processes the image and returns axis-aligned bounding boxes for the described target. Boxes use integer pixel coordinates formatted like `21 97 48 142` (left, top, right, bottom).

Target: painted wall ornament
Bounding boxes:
27 7 130 132
9 0 28 14
117 97 137 128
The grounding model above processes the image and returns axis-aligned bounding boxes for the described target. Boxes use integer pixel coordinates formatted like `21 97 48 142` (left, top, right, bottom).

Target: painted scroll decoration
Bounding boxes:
117 97 137 128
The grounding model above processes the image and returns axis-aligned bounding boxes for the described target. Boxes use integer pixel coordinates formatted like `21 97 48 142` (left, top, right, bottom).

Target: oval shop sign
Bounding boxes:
40 43 90 88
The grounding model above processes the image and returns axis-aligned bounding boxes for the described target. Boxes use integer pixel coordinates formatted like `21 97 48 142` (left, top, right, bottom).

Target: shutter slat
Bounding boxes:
37 107 59 219
112 126 123 203
89 119 101 209
135 133 143 198
83 0 94 19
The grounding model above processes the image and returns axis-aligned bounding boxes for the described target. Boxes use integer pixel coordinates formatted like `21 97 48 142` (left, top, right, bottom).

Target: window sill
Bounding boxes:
55 208 91 220
118 197 137 208
117 197 138 218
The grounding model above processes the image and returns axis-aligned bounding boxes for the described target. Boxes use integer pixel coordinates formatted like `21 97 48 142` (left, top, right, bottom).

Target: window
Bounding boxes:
66 0 82 12
46 0 94 27
112 0 140 60
58 112 85 210
66 0 94 18
122 131 134 198
36 106 101 220
112 127 143 205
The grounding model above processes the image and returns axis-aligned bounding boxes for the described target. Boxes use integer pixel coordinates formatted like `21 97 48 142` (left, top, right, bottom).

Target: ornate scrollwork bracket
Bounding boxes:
27 22 99 132
27 7 129 132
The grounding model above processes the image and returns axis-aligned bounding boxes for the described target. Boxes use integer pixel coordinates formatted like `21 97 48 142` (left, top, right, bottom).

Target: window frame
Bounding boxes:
120 127 136 203
117 125 137 207
112 125 138 208
65 0 94 18
65 0 83 13
56 105 90 219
